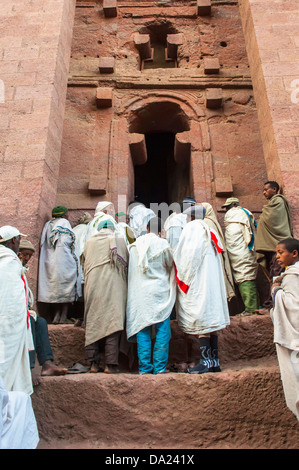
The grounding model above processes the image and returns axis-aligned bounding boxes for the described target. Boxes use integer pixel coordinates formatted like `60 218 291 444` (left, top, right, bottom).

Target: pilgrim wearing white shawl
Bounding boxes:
223 200 259 314
173 208 230 374
83 220 129 373
164 211 187 251
126 217 176 374
128 203 156 238
84 201 129 246
38 207 82 323
271 239 299 421
0 375 39 449
0 228 33 396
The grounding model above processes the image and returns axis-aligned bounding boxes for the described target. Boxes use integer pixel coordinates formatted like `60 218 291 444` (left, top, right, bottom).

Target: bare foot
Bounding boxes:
52 312 61 324
41 361 67 376
104 364 120 374
31 370 41 387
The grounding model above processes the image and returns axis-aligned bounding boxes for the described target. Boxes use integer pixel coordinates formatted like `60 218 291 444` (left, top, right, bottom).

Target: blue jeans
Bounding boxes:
136 317 171 374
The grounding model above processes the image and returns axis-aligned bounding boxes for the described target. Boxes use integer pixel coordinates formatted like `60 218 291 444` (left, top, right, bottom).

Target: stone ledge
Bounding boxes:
46 315 276 369
32 357 299 449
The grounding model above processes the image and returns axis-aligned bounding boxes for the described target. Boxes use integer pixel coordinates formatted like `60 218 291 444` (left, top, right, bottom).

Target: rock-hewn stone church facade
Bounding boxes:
1 0 298 291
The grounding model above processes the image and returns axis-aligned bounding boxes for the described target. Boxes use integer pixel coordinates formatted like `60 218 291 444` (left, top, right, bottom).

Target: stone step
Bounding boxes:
46 314 276 371
32 355 299 449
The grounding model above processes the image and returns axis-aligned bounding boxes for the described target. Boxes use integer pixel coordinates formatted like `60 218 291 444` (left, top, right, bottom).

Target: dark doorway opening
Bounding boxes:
134 132 190 208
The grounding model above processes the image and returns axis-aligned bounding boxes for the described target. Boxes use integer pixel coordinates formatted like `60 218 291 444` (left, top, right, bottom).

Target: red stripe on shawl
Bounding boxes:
210 230 223 253
21 275 30 329
174 263 190 294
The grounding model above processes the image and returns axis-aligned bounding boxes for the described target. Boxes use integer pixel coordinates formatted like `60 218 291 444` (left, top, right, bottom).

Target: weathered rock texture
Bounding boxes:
0 0 76 289
239 0 299 236
32 316 299 449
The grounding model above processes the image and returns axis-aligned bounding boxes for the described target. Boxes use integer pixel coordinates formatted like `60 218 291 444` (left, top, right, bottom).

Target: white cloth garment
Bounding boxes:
224 206 258 284
126 233 176 340
0 376 39 449
164 212 187 251
72 223 89 282
0 245 33 395
173 220 230 335
271 261 299 420
38 218 82 303
128 204 156 238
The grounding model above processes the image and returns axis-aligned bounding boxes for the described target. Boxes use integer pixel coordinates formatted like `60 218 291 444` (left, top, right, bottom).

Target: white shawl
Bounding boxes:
126 234 175 339
224 206 258 284
0 376 39 449
0 246 33 395
272 262 299 351
164 212 187 251
173 220 230 335
128 204 156 238
38 218 82 303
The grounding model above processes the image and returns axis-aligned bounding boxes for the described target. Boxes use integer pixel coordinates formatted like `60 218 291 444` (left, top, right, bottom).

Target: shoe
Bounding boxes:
186 337 212 374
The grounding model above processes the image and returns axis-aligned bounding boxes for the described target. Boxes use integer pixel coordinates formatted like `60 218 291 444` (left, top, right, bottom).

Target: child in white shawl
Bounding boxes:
271 238 299 421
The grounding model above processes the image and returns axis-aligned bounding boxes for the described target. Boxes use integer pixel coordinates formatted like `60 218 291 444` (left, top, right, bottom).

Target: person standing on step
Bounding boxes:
82 219 128 374
255 181 293 313
18 239 67 387
0 226 33 396
202 201 235 304
222 197 260 315
173 205 230 374
37 206 82 324
270 237 299 421
126 217 176 375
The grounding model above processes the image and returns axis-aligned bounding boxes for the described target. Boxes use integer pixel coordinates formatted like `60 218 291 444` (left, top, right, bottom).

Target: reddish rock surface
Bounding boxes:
32 316 299 449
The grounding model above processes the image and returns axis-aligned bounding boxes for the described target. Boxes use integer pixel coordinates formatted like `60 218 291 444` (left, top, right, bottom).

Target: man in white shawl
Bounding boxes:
19 240 67 386
173 206 230 374
84 201 129 246
164 209 187 252
201 202 235 303
126 217 176 374
128 202 156 238
0 375 39 449
223 197 260 315
38 206 82 324
0 226 33 396
271 238 299 421
82 219 129 374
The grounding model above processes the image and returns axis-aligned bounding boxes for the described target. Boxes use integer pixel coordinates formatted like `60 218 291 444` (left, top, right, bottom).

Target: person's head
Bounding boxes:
276 238 299 269
263 181 279 200
183 205 206 222
0 225 26 254
147 217 162 236
221 197 239 212
18 239 35 266
78 212 92 225
52 206 68 219
95 201 115 217
97 219 115 232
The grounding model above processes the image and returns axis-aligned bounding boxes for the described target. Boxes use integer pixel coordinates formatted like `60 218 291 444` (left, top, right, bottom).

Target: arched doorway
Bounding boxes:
128 100 192 206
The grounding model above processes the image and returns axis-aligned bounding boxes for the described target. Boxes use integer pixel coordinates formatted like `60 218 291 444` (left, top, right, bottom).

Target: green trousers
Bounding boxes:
238 280 259 313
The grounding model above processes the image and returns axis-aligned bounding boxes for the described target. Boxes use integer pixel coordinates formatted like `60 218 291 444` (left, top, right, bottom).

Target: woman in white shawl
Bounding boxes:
173 206 230 374
126 217 176 374
37 206 82 324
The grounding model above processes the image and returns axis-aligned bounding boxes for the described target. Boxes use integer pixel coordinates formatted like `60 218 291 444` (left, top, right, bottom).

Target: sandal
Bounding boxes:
67 362 90 374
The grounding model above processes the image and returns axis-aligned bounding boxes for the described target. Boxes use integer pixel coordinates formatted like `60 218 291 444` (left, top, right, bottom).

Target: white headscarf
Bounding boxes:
95 201 113 216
